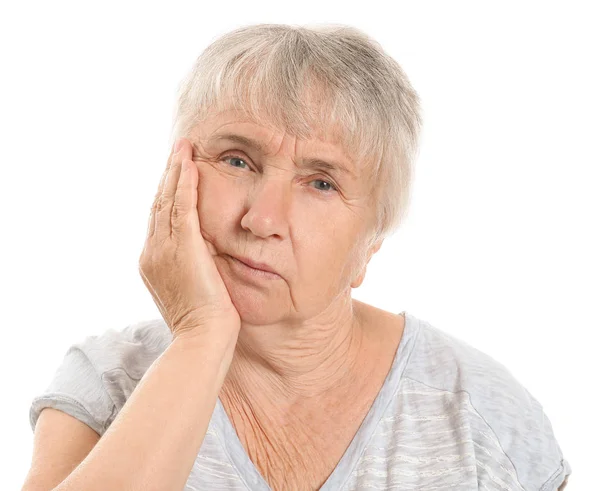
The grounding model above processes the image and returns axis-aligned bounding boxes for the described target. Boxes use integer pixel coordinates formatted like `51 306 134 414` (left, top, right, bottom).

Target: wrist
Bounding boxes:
171 323 239 354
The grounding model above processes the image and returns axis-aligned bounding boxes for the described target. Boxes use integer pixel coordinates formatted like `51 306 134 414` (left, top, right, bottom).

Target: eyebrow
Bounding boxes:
210 133 356 178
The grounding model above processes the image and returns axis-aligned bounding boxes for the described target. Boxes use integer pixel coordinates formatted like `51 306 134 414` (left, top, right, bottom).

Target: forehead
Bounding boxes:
202 108 345 147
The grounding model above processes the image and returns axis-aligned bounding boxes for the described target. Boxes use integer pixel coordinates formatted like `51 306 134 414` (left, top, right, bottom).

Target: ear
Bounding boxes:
351 238 384 289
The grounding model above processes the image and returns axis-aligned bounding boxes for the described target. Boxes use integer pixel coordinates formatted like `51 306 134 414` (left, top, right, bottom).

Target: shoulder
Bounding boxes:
29 318 173 435
74 318 173 407
73 318 173 377
401 313 571 489
404 314 546 409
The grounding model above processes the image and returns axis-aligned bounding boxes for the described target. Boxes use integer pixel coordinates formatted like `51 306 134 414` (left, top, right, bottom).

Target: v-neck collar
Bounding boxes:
212 311 417 491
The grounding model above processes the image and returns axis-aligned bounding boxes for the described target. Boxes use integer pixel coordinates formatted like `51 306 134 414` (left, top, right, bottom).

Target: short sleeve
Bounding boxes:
408 318 572 490
518 387 572 490
474 370 573 490
29 319 172 438
29 345 116 437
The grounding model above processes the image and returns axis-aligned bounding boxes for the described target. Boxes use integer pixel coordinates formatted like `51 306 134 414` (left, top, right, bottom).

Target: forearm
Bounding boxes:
54 330 238 491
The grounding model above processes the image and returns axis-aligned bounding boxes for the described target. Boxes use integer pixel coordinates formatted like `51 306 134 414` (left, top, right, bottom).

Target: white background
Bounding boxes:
2 1 596 488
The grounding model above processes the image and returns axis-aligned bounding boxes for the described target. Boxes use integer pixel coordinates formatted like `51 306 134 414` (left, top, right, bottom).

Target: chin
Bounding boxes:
220 281 283 325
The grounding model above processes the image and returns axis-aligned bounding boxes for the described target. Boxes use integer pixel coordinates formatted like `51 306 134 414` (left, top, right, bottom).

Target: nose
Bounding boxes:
240 174 291 239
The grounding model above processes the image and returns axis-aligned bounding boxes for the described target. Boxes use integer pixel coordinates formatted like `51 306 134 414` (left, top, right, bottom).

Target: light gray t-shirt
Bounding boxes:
29 312 572 490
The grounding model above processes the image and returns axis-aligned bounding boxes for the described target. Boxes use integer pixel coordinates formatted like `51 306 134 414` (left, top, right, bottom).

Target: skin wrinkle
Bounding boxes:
185 106 398 489
209 133 357 180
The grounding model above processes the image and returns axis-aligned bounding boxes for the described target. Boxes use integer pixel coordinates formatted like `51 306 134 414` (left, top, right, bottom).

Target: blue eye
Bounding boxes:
222 156 249 169
221 155 338 194
311 179 337 193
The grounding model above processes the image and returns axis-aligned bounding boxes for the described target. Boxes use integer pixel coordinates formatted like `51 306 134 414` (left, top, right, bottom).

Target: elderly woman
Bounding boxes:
24 24 570 491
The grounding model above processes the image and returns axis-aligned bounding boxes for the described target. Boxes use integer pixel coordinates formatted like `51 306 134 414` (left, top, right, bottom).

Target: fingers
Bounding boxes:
173 155 200 239
154 138 193 242
147 144 176 238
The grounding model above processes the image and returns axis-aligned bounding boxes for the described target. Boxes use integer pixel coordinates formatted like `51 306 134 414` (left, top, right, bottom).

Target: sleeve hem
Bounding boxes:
539 459 572 491
29 393 113 437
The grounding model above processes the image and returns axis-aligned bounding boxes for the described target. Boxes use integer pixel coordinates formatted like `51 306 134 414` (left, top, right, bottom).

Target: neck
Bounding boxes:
220 298 370 410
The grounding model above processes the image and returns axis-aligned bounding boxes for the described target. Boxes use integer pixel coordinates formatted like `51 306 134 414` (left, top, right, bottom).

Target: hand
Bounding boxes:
138 138 241 342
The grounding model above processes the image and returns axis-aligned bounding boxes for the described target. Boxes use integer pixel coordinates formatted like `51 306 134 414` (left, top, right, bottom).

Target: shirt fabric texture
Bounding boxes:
29 311 572 490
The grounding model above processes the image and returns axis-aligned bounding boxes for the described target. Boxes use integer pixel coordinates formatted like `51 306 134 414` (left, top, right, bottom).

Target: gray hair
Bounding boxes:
170 23 421 250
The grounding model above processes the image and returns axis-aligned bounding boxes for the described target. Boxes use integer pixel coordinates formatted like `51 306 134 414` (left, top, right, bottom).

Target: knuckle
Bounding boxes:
171 202 187 220
138 250 149 265
139 247 159 271
138 257 152 277
155 194 169 212
139 237 172 268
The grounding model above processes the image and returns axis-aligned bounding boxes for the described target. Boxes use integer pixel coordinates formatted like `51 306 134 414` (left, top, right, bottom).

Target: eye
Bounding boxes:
221 154 338 194
311 179 338 193
221 155 250 170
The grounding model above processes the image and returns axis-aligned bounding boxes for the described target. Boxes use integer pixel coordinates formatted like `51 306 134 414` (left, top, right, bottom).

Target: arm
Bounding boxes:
558 476 569 490
53 329 237 491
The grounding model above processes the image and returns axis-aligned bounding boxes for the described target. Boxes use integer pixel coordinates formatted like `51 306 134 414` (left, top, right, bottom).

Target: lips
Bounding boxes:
229 254 279 276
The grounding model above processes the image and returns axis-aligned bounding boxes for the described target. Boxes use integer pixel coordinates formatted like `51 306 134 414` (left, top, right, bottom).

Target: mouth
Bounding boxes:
228 254 281 280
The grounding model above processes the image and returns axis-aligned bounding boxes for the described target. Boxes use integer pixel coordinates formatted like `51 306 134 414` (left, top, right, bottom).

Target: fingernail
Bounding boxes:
174 138 184 153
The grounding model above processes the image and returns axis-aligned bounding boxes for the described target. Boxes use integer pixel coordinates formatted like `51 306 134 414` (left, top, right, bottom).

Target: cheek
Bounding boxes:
197 174 222 227
307 232 360 280
196 171 244 231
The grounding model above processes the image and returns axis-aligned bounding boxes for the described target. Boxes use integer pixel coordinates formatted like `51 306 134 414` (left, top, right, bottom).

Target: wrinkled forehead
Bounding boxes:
199 107 346 147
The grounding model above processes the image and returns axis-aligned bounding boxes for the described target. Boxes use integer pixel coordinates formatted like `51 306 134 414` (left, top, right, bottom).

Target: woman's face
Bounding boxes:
188 108 377 324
